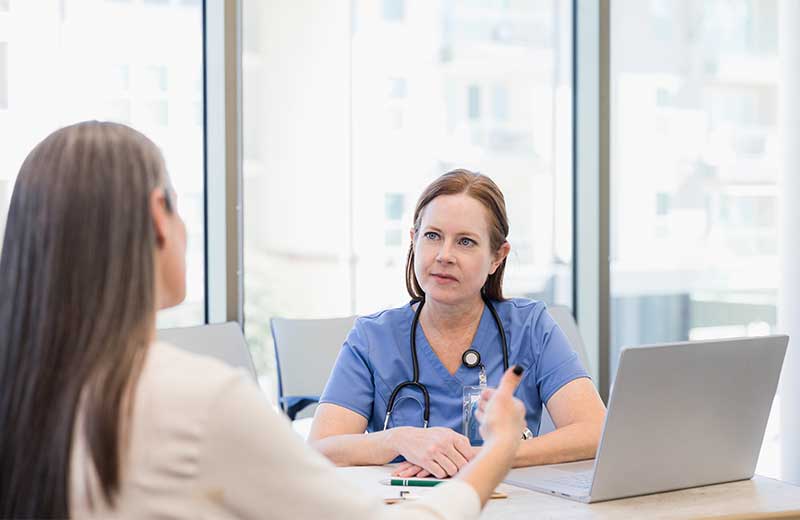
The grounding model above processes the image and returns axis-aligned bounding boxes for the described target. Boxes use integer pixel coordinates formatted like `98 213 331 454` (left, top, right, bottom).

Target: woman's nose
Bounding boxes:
436 242 456 263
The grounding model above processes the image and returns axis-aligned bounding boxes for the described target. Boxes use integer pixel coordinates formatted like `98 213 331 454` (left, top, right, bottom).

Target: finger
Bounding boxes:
496 365 525 396
394 464 422 478
391 462 414 476
453 435 475 461
475 409 483 422
432 452 459 477
481 388 495 401
424 460 448 479
414 468 431 477
444 442 469 470
395 467 417 478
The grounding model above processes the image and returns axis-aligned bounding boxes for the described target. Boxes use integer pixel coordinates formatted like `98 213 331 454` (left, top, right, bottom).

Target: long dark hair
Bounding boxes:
0 121 170 517
406 169 510 301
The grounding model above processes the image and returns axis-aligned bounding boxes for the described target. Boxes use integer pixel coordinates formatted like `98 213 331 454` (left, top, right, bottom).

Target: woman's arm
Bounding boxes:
458 366 526 505
198 368 526 519
513 377 605 467
309 403 475 478
310 321 473 477
393 377 605 477
308 403 399 465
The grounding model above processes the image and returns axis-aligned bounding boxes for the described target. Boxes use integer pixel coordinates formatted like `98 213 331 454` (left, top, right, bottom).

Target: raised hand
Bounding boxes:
476 365 526 445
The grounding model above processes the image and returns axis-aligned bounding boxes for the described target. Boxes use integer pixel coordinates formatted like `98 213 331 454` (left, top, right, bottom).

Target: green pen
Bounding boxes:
380 478 445 487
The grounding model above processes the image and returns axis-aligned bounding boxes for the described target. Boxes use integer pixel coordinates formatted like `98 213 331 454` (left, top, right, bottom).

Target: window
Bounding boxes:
383 0 404 22
467 84 481 120
0 0 205 327
384 193 404 220
492 85 509 122
611 0 781 479
243 0 573 397
144 65 168 93
109 64 131 92
388 77 407 99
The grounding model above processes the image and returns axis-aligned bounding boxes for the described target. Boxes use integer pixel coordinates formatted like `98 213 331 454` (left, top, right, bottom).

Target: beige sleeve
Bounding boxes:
196 373 481 520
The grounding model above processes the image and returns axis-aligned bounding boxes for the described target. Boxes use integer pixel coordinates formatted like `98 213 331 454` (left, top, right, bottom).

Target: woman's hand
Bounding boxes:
389 426 475 478
392 366 526 479
476 366 526 446
391 445 480 478
391 461 431 478
451 366 526 507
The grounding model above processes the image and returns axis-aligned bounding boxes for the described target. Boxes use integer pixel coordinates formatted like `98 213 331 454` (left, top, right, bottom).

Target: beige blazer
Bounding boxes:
70 342 480 519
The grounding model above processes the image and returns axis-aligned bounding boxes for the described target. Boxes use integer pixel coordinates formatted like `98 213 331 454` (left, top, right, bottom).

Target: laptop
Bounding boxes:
504 334 789 503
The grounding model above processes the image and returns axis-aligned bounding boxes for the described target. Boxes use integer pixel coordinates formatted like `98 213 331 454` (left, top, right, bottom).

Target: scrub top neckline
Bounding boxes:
407 301 495 394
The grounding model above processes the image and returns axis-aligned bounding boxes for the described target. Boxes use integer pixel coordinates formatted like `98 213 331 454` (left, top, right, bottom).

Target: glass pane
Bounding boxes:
243 0 573 397
0 0 205 327
611 0 780 477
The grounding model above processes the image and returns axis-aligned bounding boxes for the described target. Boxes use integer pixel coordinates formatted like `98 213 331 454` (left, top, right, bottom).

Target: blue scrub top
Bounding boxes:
319 298 590 437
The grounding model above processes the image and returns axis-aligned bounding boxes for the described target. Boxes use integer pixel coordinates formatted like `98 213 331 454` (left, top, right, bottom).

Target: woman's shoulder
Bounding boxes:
109 343 271 514
494 298 562 339
139 342 253 413
353 302 413 331
494 297 548 318
147 341 243 376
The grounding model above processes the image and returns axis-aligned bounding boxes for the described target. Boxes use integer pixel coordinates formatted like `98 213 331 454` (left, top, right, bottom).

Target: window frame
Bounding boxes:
204 0 243 325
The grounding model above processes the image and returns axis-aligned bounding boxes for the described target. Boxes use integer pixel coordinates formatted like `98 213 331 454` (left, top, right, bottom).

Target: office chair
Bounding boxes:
538 305 595 436
156 322 259 384
270 316 357 420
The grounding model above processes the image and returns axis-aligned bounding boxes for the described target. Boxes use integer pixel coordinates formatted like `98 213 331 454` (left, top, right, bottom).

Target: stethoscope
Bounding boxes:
382 292 509 430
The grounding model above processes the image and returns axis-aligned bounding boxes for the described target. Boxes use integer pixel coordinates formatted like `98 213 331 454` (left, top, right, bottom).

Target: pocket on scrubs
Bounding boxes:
388 395 425 429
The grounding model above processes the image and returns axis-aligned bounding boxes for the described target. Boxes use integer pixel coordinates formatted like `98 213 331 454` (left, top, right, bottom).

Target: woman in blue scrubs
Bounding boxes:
309 169 606 479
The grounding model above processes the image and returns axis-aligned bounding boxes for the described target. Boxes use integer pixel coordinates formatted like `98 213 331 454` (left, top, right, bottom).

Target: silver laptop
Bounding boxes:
504 335 788 503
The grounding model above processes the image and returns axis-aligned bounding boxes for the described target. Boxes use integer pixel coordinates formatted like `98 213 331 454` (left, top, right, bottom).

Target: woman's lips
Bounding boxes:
431 273 458 283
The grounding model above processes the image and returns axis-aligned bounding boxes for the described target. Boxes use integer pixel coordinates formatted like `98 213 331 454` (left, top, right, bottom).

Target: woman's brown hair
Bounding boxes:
405 169 510 302
0 121 171 517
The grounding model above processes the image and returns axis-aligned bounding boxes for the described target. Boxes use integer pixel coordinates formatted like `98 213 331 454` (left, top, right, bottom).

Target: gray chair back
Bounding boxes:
156 322 258 384
271 316 357 420
538 305 594 435
548 305 593 375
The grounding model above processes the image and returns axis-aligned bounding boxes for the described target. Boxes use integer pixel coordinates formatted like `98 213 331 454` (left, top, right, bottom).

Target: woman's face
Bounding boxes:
154 188 187 310
412 193 508 307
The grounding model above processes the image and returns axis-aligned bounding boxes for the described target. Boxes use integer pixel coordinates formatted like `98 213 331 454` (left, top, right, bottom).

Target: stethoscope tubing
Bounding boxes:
383 293 509 430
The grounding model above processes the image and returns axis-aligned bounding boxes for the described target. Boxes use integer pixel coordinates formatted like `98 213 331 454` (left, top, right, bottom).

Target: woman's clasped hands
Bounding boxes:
392 366 526 479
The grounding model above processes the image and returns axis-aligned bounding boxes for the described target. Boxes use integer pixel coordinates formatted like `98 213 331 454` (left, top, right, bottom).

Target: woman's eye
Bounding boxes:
424 231 439 240
459 237 475 247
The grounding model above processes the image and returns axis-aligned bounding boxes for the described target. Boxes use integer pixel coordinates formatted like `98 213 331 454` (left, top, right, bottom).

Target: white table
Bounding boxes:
337 465 800 519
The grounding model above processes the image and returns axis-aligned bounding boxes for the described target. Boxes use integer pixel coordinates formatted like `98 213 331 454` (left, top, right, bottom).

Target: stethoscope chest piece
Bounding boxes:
462 349 481 369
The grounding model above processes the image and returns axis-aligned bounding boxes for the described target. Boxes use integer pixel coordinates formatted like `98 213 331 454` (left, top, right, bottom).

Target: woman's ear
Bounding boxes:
409 227 416 247
489 241 511 274
150 188 170 248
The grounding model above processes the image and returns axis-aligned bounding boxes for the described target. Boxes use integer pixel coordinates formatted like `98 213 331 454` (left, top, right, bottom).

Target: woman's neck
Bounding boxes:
420 295 485 336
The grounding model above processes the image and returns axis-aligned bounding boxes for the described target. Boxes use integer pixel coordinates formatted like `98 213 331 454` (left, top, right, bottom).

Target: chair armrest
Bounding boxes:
280 395 320 420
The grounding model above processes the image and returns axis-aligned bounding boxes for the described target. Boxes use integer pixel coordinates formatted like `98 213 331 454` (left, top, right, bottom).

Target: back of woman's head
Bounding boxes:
0 121 169 517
